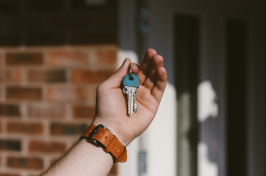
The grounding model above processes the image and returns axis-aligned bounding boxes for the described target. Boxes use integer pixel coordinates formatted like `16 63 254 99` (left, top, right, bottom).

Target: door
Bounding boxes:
146 0 266 176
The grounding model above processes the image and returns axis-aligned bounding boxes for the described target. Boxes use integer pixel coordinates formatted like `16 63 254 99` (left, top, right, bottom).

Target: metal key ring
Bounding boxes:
129 65 133 80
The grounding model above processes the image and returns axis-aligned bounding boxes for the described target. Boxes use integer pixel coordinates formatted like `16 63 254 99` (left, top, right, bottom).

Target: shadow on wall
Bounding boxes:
198 81 219 176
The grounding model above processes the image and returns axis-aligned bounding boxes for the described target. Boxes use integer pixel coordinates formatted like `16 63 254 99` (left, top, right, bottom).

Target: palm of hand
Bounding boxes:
95 84 158 145
93 49 167 146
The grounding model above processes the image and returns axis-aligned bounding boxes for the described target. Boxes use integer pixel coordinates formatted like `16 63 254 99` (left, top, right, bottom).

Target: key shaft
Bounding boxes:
124 86 136 116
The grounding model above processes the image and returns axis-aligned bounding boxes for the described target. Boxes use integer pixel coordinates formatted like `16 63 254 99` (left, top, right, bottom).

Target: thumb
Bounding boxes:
103 58 131 88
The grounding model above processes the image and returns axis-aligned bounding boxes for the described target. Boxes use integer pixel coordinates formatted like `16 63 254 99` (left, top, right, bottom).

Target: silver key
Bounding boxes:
123 86 137 116
122 66 140 117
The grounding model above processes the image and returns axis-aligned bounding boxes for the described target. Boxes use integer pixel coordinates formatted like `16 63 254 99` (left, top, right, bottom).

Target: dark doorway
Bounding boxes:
174 14 200 176
225 18 248 176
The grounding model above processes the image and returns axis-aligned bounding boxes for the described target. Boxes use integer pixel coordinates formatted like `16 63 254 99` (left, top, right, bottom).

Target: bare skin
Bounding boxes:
41 48 167 176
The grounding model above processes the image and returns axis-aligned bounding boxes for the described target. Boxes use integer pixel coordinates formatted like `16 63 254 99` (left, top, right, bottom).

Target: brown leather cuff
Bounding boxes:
80 124 127 163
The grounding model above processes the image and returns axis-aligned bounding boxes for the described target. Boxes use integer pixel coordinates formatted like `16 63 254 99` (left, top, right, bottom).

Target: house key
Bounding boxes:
122 66 140 116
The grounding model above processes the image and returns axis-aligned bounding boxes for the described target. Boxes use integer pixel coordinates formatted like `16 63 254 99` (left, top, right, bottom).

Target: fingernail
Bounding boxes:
122 60 126 65
122 58 128 65
123 58 132 66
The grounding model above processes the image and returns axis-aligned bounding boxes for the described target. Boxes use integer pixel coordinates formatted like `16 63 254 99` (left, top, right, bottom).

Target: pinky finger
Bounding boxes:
151 67 167 102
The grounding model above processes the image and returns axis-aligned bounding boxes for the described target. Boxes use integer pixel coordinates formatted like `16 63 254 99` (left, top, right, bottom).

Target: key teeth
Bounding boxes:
133 92 138 113
123 87 128 94
133 103 138 113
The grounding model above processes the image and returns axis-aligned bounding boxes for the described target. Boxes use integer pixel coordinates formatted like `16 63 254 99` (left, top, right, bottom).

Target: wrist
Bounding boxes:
92 117 128 146
81 123 128 163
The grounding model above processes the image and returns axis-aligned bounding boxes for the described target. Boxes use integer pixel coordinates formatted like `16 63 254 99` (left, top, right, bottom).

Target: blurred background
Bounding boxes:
0 0 265 176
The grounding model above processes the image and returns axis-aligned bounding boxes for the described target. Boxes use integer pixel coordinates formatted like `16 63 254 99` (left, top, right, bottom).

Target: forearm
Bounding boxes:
41 139 113 176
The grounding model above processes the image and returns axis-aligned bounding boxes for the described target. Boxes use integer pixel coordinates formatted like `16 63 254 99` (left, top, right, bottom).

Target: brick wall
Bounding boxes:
0 0 119 176
0 46 118 176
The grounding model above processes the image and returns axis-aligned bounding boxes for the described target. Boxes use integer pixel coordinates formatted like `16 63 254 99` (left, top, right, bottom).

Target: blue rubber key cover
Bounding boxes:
122 74 140 88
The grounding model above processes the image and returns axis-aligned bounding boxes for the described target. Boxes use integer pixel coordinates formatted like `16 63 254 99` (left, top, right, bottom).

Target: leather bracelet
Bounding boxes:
80 124 127 163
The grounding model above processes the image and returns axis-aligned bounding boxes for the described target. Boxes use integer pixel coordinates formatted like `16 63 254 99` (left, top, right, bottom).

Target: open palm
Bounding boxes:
92 49 167 146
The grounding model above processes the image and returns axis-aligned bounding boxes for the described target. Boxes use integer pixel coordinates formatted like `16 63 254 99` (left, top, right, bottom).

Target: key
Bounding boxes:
123 85 137 116
122 73 140 116
122 69 140 116
133 92 138 112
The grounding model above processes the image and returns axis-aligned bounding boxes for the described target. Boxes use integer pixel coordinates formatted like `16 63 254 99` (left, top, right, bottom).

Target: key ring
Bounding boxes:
129 65 133 80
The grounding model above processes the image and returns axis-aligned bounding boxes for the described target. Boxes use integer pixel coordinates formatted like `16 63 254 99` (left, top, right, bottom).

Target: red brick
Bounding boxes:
71 69 113 83
7 156 43 170
90 84 97 102
0 103 21 117
27 69 66 83
28 140 67 154
27 104 66 119
47 86 90 102
6 87 42 101
72 105 95 119
6 53 43 65
0 139 21 151
0 174 20 176
6 122 44 135
0 87 3 100
0 54 3 66
0 69 22 84
50 123 87 136
50 157 58 166
95 48 117 66
47 50 88 67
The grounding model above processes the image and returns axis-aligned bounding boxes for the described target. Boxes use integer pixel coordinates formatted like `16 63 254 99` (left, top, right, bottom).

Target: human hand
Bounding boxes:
92 49 167 146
